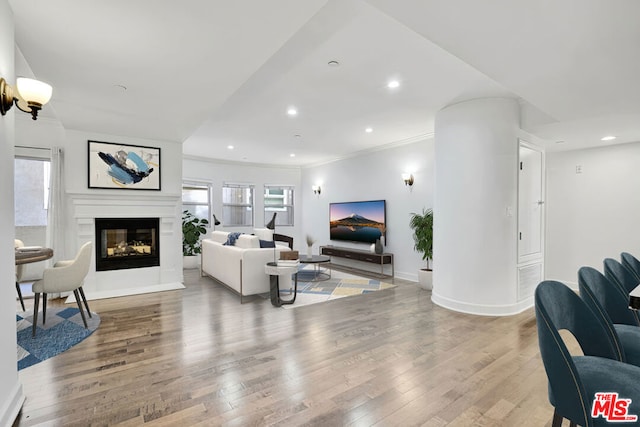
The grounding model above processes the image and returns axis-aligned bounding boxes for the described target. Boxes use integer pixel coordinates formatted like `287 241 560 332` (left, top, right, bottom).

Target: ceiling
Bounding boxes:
9 0 640 166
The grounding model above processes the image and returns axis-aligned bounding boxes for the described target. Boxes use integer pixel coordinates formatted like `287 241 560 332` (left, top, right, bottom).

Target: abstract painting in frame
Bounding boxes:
88 140 161 190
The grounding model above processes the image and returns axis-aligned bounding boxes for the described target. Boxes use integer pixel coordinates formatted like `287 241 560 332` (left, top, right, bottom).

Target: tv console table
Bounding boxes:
320 245 394 277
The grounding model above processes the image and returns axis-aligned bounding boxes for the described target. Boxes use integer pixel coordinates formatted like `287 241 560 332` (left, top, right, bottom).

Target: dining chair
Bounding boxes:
14 239 25 311
603 258 639 296
578 267 640 367
31 241 93 337
579 266 640 327
535 280 640 426
621 252 640 283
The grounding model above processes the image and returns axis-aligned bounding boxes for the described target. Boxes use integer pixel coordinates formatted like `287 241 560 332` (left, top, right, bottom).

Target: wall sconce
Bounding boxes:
402 173 414 187
312 185 321 195
1 77 52 120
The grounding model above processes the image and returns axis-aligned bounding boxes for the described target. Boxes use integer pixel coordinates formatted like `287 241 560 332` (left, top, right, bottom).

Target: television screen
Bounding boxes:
329 200 386 244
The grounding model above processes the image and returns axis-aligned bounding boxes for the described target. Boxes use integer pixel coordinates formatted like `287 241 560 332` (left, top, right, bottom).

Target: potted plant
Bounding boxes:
182 210 209 269
409 208 433 290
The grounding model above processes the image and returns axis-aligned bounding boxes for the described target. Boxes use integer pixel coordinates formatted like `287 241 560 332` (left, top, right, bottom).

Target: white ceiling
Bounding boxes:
9 0 640 166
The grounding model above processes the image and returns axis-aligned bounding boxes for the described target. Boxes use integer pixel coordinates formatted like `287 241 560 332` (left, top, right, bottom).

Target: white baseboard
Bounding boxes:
431 292 534 316
0 381 25 427
65 282 185 303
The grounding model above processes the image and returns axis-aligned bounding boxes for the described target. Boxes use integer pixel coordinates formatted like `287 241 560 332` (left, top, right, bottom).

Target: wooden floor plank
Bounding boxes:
14 268 553 426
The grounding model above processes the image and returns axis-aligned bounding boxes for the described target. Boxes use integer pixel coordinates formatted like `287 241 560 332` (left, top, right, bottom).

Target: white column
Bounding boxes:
432 98 521 315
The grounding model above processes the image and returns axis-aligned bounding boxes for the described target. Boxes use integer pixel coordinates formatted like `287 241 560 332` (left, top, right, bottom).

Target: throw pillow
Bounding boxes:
223 232 243 246
259 239 275 248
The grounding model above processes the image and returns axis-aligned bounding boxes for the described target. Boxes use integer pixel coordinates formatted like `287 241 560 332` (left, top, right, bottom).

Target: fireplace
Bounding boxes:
95 217 160 271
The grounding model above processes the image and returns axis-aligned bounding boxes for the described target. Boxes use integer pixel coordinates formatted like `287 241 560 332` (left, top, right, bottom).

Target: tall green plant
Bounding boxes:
409 208 433 269
182 210 209 256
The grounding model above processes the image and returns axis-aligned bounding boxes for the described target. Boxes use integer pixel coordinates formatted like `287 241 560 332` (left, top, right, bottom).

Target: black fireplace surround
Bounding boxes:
95 217 160 271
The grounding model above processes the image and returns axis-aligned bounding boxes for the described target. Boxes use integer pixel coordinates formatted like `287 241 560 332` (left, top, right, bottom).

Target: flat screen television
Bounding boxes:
329 200 386 244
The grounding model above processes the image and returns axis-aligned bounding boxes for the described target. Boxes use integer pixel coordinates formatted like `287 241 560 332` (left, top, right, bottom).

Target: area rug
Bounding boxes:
17 307 100 370
280 276 396 309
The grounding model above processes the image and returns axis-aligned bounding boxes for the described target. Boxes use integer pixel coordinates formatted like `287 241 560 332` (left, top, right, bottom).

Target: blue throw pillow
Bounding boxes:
260 239 275 248
223 232 243 246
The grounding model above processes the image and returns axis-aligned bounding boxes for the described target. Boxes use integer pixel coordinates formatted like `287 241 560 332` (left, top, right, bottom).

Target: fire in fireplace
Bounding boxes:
95 217 160 271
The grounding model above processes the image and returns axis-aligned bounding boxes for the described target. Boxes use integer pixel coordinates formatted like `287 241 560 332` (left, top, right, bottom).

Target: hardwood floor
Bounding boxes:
14 269 554 426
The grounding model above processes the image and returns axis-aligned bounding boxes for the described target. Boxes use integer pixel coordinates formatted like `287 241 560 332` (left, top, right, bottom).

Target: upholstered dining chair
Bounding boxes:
14 239 26 311
578 267 640 367
621 252 640 283
579 266 640 327
535 280 640 427
604 258 639 296
31 241 93 337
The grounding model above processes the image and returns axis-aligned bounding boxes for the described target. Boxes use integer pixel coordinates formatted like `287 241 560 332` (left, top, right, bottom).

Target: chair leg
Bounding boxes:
42 293 47 324
16 281 25 312
32 293 40 337
78 287 92 318
551 409 563 427
73 289 88 329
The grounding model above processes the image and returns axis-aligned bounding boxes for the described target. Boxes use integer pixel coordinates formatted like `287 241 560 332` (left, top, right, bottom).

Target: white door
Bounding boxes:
518 144 544 261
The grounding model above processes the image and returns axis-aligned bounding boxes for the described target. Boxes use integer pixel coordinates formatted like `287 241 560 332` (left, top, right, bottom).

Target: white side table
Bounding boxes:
265 262 298 306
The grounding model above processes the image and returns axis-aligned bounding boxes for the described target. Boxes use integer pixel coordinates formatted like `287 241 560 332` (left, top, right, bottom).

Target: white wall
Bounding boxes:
13 123 185 299
301 138 434 280
182 156 303 246
546 141 640 285
0 1 25 424
433 98 521 315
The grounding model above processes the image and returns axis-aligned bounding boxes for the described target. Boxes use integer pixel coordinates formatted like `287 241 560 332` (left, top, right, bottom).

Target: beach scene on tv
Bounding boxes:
329 200 386 244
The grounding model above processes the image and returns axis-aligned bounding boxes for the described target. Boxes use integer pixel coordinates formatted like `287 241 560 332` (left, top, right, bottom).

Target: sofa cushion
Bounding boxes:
223 232 243 246
254 228 274 241
260 239 276 248
236 234 260 249
210 231 229 244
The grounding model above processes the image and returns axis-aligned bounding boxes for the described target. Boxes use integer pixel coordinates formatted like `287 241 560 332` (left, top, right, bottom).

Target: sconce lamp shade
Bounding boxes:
402 173 414 186
1 76 52 120
16 78 53 106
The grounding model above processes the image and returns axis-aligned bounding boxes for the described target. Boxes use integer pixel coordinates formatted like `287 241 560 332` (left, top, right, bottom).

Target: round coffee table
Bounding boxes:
299 255 331 281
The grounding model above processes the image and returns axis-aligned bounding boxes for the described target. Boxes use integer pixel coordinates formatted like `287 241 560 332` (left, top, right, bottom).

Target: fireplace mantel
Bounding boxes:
66 192 184 301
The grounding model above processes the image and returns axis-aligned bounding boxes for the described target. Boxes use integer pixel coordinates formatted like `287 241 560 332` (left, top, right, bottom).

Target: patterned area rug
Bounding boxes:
280 272 396 309
17 307 100 370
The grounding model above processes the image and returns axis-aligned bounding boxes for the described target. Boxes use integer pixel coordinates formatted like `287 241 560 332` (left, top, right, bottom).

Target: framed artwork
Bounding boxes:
88 140 161 190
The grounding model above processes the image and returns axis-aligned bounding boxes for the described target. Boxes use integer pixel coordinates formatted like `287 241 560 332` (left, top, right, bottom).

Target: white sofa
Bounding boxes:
201 229 288 302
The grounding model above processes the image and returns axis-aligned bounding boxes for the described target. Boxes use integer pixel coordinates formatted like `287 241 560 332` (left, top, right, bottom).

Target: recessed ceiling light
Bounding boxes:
365 127 373 133
601 135 616 141
387 80 400 89
290 153 296 157
328 60 340 67
227 145 234 150
287 107 298 116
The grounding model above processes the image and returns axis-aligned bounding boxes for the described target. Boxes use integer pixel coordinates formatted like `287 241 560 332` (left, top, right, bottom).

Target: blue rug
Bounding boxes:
17 307 100 370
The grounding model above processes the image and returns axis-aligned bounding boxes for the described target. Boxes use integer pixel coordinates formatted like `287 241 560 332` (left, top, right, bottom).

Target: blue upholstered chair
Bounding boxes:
621 252 640 283
578 267 640 367
579 266 640 327
604 258 639 296
535 280 640 427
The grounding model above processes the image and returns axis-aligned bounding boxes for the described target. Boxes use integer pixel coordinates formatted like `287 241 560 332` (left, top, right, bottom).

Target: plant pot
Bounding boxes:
183 254 201 270
418 268 433 290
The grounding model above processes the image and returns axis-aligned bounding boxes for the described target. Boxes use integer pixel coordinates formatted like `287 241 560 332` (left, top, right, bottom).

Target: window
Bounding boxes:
264 185 294 226
14 157 51 227
182 182 212 225
222 183 254 226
